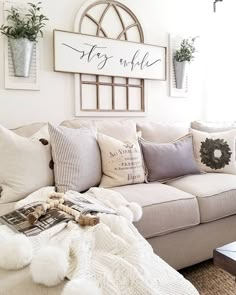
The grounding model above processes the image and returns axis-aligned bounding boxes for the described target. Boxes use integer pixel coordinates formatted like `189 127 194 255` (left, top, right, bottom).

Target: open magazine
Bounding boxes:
0 193 116 237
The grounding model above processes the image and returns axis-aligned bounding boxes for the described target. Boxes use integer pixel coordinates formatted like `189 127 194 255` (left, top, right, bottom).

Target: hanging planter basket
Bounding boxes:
174 60 189 89
9 38 34 77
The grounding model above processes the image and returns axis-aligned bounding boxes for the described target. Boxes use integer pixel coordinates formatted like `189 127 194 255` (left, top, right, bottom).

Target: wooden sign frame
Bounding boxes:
54 29 166 81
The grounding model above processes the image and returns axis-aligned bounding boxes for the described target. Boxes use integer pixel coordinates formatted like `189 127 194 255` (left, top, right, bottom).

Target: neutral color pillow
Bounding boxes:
137 121 190 143
49 124 102 193
192 129 236 174
191 120 236 133
139 134 201 182
97 133 145 188
0 124 53 203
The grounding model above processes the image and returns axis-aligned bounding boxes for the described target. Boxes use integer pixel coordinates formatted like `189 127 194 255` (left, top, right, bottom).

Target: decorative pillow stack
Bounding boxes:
49 124 102 193
0 124 53 203
139 134 201 182
191 129 236 174
97 133 145 188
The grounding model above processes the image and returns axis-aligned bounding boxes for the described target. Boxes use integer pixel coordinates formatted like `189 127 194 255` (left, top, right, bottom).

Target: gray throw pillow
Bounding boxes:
49 124 102 193
139 134 201 182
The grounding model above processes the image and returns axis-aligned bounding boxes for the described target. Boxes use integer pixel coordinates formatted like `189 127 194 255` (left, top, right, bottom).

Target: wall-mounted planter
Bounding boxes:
174 60 189 89
9 38 34 77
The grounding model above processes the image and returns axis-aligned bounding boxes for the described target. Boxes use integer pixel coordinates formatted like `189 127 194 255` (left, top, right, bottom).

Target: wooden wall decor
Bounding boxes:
168 33 189 98
4 1 40 91
73 0 149 116
54 30 166 80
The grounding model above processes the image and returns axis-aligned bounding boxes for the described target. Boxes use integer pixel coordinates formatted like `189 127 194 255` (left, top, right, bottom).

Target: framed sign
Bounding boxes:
54 30 166 80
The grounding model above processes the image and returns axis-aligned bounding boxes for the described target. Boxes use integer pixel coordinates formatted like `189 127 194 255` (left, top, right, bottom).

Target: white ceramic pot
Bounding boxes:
9 38 34 77
174 60 189 89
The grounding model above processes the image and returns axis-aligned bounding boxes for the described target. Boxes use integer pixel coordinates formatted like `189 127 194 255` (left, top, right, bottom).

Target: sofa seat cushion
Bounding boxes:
111 183 200 238
168 173 236 223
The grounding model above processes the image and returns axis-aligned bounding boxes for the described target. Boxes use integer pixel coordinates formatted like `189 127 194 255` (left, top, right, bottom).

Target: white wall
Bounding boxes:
201 0 236 121
0 0 210 128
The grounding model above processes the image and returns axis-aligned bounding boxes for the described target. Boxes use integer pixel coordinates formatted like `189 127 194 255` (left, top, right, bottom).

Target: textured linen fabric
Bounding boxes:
112 182 200 238
11 122 47 137
0 125 53 203
168 173 236 223
60 119 95 130
192 129 236 174
148 214 236 270
97 133 145 188
49 125 102 193
95 119 137 141
140 134 200 182
137 121 190 143
61 119 137 141
191 120 236 133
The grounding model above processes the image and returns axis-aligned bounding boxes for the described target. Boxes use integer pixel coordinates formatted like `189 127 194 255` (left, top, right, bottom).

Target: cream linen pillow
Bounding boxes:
97 133 145 188
192 129 236 174
0 124 53 203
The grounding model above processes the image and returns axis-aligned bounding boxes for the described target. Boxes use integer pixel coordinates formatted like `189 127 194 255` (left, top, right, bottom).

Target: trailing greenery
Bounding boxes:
174 37 198 63
0 2 48 41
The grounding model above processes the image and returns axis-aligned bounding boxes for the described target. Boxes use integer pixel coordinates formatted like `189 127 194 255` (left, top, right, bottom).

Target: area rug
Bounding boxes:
180 259 236 295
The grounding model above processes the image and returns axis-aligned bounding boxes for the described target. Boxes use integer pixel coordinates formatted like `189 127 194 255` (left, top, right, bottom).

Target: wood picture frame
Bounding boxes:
54 29 166 81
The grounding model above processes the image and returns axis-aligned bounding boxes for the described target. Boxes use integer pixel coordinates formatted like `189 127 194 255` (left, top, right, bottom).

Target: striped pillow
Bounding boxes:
49 124 102 193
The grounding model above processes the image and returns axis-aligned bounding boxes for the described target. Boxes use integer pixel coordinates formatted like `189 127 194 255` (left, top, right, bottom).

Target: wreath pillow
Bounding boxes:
191 129 236 174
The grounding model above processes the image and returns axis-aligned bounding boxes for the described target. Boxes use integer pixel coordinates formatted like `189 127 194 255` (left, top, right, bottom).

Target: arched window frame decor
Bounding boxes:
74 0 147 116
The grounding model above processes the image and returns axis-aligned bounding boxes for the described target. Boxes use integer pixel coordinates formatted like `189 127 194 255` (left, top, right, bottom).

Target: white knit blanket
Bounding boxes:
1 187 199 295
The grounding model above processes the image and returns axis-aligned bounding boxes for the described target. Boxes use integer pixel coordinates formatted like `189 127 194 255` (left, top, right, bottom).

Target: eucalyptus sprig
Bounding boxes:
0 2 48 42
174 37 198 63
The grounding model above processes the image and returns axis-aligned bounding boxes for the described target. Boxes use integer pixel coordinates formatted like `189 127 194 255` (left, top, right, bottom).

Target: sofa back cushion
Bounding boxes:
11 122 47 137
191 120 236 133
95 120 137 141
137 121 190 143
139 134 200 182
49 124 102 193
60 119 95 130
61 119 137 141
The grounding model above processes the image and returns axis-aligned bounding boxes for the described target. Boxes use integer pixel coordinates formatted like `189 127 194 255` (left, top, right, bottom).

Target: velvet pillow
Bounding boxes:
139 134 201 182
49 125 102 193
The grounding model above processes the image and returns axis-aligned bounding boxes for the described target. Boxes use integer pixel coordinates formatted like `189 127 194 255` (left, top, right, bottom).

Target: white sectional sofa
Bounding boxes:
1 118 236 294
62 119 236 270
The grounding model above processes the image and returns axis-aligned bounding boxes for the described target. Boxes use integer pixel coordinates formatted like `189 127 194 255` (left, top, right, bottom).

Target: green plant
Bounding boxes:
0 2 48 41
174 37 198 63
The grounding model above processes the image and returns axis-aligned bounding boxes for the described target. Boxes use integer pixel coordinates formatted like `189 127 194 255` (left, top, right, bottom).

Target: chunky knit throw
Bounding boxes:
0 187 199 295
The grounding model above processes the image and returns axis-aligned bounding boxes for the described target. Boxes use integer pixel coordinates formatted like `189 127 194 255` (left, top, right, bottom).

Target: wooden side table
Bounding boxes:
213 241 236 280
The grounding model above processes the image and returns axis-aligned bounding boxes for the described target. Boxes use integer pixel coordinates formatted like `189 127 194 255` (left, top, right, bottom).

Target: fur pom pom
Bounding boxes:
127 202 142 222
0 233 32 270
116 206 134 222
31 246 69 287
62 278 102 295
